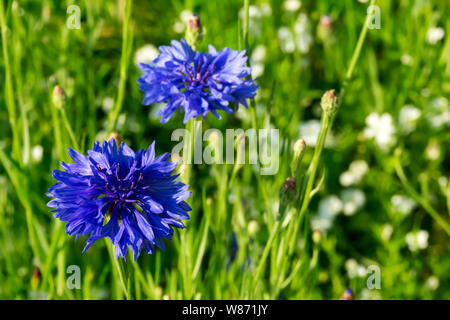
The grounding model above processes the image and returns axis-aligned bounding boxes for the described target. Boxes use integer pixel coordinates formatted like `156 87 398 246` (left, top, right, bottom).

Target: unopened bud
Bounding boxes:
312 229 321 243
248 220 260 236
320 89 338 115
186 14 203 49
31 266 41 289
279 177 297 213
52 85 66 109
291 138 306 177
317 15 333 43
340 288 354 300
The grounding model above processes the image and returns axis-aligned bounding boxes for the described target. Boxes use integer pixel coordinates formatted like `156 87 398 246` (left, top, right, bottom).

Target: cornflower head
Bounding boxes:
137 39 258 123
47 139 191 260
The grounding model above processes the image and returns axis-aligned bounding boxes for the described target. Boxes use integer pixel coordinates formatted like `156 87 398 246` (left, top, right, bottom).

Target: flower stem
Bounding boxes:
394 156 450 236
105 239 131 299
107 0 133 135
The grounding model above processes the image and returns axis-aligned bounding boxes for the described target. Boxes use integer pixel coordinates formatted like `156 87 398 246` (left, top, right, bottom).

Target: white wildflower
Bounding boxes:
363 112 396 151
251 44 267 63
299 119 321 147
283 0 301 12
134 44 159 65
278 27 296 53
425 139 441 160
391 195 416 215
381 224 393 241
405 230 429 251
340 160 369 186
401 53 413 66
31 145 43 163
318 195 343 217
425 276 439 291
102 97 114 112
294 13 313 54
426 27 445 44
399 105 421 134
341 189 366 216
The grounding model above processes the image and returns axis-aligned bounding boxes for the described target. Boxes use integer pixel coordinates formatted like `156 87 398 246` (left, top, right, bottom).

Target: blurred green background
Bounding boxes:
0 0 449 299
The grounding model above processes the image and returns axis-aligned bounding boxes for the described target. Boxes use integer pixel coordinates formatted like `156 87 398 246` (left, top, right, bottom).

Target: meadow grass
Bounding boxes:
0 0 449 300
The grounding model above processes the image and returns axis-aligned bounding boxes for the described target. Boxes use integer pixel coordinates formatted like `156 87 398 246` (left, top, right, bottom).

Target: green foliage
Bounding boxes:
0 0 449 299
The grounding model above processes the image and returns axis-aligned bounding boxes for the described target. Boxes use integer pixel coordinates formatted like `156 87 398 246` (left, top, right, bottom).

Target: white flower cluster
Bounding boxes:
405 230 429 252
173 9 194 34
238 4 272 38
250 44 267 78
339 160 369 187
363 112 396 151
398 105 421 134
134 44 159 65
427 97 450 129
391 194 416 215
426 27 445 45
278 13 312 54
345 259 367 279
311 189 366 232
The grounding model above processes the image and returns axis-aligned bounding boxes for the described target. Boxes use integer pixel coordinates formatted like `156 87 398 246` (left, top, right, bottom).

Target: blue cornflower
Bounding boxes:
47 139 191 260
137 39 258 123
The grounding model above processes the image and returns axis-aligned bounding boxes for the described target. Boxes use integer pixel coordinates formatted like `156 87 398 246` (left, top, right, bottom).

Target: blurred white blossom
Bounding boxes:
341 189 366 216
31 145 43 163
294 13 313 54
173 9 193 33
283 0 301 12
250 45 267 78
405 230 429 251
363 112 396 151
311 195 342 232
345 259 366 278
391 194 416 215
339 160 369 186
426 27 445 44
401 53 413 66
425 139 441 161
427 97 450 129
381 224 393 241
134 44 159 65
299 119 321 147
278 27 296 53
425 276 439 291
399 105 421 134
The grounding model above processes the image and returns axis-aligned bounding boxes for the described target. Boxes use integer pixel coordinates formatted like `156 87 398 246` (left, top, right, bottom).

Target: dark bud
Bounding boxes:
340 288 354 300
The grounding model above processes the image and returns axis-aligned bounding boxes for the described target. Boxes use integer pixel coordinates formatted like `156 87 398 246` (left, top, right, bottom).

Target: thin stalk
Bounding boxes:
394 157 450 236
0 0 22 164
107 0 133 134
105 239 130 299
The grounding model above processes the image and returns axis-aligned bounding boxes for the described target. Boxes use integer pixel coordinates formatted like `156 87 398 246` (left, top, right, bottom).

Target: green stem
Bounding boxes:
0 0 22 164
394 156 450 236
338 0 375 104
253 220 280 287
105 239 131 299
107 0 133 134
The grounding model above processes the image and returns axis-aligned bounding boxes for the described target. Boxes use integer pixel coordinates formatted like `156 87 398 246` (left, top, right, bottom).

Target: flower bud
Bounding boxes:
186 14 203 49
52 85 66 109
31 266 41 290
340 288 354 300
279 177 297 214
291 138 306 177
317 15 333 43
312 229 321 243
248 220 260 236
320 89 338 115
